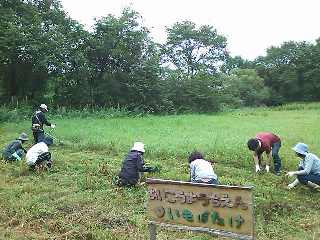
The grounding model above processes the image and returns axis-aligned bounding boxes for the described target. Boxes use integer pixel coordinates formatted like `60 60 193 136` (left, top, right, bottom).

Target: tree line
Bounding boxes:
1 0 319 113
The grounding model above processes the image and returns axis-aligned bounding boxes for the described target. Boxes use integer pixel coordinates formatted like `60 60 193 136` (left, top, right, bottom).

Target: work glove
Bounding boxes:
255 165 261 173
51 124 56 129
12 152 21 161
287 183 295 190
265 165 270 172
286 171 296 177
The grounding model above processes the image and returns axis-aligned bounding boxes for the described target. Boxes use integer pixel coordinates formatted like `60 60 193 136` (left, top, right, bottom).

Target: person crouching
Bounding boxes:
189 151 219 184
118 142 158 187
2 133 28 161
287 143 320 190
26 137 53 170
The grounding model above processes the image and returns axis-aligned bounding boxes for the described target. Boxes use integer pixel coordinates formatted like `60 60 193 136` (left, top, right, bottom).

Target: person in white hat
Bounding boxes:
117 142 159 186
2 133 29 161
287 143 320 189
31 104 56 143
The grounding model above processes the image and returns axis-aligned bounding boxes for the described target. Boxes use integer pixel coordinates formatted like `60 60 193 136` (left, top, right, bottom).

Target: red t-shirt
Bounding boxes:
255 132 280 154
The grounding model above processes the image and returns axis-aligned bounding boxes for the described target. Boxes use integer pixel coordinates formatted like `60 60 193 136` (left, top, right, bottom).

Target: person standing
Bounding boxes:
118 142 159 186
287 143 320 190
2 133 29 161
247 132 282 175
189 151 219 184
31 104 55 143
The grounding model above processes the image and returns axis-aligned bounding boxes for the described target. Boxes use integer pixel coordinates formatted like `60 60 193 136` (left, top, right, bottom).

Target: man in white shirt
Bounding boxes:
26 137 53 170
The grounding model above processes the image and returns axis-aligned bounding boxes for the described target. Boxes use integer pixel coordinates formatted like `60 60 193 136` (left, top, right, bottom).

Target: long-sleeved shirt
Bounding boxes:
189 159 218 183
298 153 320 175
32 110 51 131
2 140 23 159
118 150 148 185
26 142 49 166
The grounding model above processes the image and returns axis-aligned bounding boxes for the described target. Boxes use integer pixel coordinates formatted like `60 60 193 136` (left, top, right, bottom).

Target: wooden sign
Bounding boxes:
146 178 255 240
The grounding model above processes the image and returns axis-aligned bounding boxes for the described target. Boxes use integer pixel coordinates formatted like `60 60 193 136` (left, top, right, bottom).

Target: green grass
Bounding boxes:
1 103 320 239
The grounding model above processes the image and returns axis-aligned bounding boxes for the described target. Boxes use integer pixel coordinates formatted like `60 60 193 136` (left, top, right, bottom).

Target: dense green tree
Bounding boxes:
88 8 163 111
222 69 270 107
163 21 228 77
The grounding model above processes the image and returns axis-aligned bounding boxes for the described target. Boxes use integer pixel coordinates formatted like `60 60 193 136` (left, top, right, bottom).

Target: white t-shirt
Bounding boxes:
26 142 48 166
189 159 217 182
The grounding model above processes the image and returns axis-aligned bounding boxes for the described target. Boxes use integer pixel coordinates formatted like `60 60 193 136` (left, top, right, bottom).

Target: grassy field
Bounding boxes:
1 103 320 239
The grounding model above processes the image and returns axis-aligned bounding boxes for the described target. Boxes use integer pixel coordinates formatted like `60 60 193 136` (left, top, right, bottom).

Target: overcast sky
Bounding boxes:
61 0 320 60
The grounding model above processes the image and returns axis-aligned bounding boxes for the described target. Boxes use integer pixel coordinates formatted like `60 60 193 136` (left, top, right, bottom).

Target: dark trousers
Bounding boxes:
33 131 45 143
297 167 320 185
272 141 281 173
30 152 52 170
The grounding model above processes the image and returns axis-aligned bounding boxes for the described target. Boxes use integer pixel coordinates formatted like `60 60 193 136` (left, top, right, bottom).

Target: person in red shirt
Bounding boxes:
247 132 282 175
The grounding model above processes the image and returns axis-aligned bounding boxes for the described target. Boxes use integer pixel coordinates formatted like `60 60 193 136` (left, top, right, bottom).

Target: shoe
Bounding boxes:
275 171 281 176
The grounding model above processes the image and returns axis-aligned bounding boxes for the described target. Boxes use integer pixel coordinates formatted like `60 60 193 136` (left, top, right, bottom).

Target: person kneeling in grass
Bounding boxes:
287 143 320 190
26 137 53 170
2 133 29 161
189 151 219 184
117 142 159 187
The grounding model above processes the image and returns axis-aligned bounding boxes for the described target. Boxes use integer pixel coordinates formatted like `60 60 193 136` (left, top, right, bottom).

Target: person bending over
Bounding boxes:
26 137 53 170
118 142 159 186
287 143 320 190
189 151 219 184
2 133 28 161
247 132 281 175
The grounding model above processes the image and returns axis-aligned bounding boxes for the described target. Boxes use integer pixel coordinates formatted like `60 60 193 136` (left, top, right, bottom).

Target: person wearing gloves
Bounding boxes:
247 132 282 175
26 137 53 170
31 104 56 143
287 143 320 190
2 133 29 161
189 151 219 184
117 142 159 186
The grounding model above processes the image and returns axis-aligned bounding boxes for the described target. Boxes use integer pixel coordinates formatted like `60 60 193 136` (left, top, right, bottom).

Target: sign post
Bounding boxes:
146 178 255 240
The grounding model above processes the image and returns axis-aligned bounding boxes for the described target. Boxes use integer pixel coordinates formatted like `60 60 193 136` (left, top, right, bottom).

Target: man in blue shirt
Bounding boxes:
2 133 29 161
287 143 320 189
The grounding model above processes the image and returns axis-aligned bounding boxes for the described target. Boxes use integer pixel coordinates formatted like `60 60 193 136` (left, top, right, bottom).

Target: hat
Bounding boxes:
292 142 308 155
131 142 145 153
18 133 28 141
40 104 48 111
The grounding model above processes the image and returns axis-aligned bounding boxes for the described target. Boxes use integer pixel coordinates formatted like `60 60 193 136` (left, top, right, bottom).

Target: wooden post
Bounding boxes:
149 222 157 240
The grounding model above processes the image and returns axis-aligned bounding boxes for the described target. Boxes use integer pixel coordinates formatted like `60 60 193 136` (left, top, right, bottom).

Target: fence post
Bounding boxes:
149 222 157 240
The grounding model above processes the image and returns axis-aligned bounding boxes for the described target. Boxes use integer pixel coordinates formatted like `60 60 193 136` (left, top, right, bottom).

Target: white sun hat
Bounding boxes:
292 143 309 155
131 142 145 153
40 104 48 111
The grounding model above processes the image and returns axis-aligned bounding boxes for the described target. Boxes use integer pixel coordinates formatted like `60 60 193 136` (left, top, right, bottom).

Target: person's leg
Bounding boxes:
35 152 51 167
272 141 281 173
33 131 38 143
37 132 45 143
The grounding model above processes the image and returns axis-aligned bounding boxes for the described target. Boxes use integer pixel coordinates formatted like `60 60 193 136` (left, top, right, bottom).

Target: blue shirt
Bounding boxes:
299 153 320 175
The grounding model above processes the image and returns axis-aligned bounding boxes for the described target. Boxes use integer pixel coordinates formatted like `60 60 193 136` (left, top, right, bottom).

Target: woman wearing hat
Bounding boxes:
117 142 159 186
287 143 320 189
2 133 29 161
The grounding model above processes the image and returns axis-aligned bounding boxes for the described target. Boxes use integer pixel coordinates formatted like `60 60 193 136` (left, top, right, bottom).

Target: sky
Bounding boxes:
60 0 320 60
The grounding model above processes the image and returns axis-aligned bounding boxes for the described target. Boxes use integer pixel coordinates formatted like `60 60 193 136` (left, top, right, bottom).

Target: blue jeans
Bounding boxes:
33 131 45 143
194 179 220 185
272 141 281 173
297 167 320 185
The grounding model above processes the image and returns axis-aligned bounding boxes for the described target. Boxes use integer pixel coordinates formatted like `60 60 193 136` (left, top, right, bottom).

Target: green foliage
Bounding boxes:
222 69 271 107
163 21 228 77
